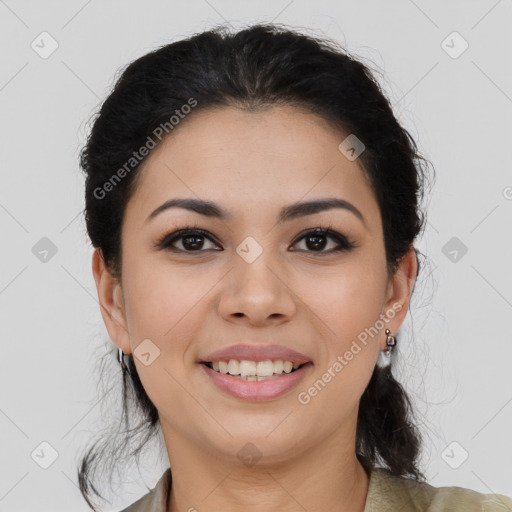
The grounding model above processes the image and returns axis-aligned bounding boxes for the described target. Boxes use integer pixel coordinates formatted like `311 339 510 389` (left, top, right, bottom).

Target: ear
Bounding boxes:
381 245 418 348
91 247 132 354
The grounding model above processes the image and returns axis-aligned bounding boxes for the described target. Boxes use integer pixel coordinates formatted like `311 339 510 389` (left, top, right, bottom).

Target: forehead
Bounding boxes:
126 105 380 228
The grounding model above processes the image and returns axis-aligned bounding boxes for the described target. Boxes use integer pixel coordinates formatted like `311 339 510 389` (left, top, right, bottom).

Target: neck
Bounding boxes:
162 422 370 512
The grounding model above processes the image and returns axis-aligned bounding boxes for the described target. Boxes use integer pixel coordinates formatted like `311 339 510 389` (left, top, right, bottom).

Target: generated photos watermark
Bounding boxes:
297 301 402 405
93 97 198 200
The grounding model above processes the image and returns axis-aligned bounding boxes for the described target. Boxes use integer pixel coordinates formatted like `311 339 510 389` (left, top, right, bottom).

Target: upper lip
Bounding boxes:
200 344 312 365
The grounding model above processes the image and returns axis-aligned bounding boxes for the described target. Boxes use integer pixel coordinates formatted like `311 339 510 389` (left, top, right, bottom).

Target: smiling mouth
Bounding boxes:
202 361 310 381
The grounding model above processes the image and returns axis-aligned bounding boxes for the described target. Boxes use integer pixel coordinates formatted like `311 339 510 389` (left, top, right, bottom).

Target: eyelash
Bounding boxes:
154 222 357 255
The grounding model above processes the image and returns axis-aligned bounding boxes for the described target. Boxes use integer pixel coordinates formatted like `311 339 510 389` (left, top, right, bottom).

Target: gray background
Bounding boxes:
0 1 511 511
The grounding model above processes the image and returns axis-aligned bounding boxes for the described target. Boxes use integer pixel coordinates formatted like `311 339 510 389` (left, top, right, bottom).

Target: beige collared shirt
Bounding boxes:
118 466 512 511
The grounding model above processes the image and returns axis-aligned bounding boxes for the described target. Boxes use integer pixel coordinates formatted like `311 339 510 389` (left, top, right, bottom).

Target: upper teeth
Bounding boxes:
210 360 300 377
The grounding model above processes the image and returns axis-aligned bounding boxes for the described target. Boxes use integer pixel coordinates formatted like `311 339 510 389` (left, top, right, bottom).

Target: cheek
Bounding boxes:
122 259 207 340
121 262 220 403
122 265 208 410
297 266 384 417
302 259 387 345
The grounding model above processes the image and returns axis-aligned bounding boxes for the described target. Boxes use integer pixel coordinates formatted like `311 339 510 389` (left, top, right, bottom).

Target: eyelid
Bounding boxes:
154 222 357 253
153 224 216 250
290 225 357 253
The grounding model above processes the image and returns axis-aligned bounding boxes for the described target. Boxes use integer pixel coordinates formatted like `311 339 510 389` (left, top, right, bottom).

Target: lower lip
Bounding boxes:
200 362 313 402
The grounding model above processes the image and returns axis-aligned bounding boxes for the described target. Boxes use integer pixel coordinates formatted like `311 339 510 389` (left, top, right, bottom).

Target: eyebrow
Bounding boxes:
145 197 365 226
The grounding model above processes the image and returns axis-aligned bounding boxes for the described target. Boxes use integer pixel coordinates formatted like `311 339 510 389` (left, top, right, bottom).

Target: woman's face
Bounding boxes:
94 104 416 466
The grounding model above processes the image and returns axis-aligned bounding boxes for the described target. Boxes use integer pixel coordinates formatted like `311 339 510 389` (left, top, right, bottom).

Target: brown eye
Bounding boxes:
156 229 220 252
291 228 356 254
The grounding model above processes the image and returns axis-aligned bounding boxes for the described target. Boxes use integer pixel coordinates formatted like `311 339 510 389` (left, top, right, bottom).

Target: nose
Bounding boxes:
217 256 297 327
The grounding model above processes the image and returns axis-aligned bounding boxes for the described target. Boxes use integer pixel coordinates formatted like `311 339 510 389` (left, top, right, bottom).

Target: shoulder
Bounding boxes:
365 467 512 512
117 468 172 512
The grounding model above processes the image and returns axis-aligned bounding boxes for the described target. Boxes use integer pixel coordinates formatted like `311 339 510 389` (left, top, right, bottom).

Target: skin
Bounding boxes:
92 105 417 512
